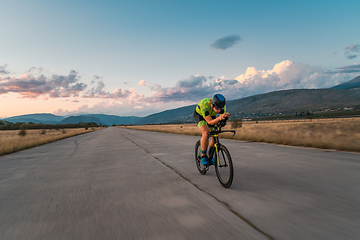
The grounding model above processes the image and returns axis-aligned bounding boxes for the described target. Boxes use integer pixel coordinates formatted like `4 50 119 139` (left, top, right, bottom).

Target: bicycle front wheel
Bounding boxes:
215 144 233 188
195 140 207 175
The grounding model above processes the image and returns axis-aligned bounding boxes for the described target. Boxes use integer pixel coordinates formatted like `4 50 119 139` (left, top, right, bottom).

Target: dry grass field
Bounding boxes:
0 128 98 156
122 118 360 153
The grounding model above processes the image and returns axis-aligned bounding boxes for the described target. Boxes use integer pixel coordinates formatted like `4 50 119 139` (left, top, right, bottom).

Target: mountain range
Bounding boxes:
331 75 360 90
135 76 360 124
2 75 360 125
2 114 142 126
3 113 65 125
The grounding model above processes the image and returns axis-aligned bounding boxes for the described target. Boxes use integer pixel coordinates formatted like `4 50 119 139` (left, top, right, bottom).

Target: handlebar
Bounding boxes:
217 117 228 128
207 117 236 136
208 129 236 136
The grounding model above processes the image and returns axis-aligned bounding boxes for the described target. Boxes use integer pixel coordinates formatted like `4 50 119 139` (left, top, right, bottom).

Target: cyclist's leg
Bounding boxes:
208 136 216 165
194 110 210 157
208 116 216 148
209 137 215 148
199 124 210 156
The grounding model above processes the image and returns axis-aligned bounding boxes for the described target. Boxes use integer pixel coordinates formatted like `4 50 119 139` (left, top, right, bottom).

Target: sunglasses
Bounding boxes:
214 105 223 111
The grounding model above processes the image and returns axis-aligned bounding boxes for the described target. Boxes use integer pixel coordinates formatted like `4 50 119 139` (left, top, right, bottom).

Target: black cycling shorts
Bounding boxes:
194 110 215 128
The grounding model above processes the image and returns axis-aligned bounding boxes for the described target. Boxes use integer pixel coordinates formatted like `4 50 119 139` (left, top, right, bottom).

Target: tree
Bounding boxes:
306 111 314 121
19 129 27 136
231 119 242 129
19 123 28 130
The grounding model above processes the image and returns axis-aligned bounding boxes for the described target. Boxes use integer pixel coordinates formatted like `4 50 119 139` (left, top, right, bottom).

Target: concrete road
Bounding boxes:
1 127 359 239
0 127 265 240
119 127 360 240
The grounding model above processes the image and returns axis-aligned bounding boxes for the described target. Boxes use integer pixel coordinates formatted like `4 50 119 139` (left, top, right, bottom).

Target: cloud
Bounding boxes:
0 64 145 104
0 70 87 98
345 44 360 52
0 64 10 75
344 44 359 59
176 75 206 88
143 60 359 104
92 74 102 80
147 75 215 102
138 80 147 86
210 35 242 50
5 61 359 117
82 80 145 104
54 60 358 117
27 66 45 74
225 60 359 98
334 63 360 73
83 81 106 97
347 55 358 60
231 61 314 96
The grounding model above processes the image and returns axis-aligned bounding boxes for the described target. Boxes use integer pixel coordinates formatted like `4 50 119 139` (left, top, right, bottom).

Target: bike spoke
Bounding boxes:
215 146 233 188
195 140 207 175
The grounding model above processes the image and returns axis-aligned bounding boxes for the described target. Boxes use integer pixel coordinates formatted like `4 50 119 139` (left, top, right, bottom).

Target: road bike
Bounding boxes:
195 118 235 188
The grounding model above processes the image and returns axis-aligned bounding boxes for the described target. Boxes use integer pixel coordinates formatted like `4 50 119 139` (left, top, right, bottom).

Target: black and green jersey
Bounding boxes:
195 98 226 118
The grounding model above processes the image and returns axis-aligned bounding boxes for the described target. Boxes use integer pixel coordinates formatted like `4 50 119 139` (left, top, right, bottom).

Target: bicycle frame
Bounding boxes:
206 132 218 166
195 118 235 187
208 129 235 167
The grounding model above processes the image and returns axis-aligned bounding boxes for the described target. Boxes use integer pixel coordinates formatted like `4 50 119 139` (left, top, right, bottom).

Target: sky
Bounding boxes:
1 0 360 118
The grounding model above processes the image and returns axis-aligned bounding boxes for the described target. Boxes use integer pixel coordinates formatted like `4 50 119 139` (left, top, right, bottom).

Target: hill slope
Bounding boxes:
59 116 103 125
227 89 360 117
331 75 360 90
3 76 360 125
2 113 142 125
136 88 360 124
135 105 196 125
3 113 65 124
83 114 142 125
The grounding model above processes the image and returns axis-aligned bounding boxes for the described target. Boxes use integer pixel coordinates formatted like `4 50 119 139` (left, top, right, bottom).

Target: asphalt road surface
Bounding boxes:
0 127 359 240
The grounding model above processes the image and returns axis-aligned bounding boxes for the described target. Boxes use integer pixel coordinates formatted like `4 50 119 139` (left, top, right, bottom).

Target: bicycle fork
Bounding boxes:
214 143 220 167
209 136 220 167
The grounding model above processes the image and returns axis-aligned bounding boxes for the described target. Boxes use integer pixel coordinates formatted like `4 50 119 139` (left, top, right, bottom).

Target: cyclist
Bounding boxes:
194 94 231 166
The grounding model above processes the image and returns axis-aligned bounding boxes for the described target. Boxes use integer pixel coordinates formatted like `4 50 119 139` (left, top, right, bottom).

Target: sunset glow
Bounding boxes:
1 0 359 118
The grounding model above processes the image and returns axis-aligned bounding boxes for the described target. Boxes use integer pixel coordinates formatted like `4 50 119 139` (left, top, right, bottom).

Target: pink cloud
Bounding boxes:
0 70 86 99
138 80 147 86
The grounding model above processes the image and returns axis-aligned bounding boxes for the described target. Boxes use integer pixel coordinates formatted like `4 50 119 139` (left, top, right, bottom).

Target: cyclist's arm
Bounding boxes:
204 115 226 125
221 112 231 118
219 106 231 119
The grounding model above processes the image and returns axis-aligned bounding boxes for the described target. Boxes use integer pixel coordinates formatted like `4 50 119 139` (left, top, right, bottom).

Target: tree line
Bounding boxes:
0 121 102 131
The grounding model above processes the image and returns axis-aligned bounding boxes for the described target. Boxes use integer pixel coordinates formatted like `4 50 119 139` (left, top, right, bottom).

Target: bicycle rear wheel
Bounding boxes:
215 144 233 188
195 140 208 175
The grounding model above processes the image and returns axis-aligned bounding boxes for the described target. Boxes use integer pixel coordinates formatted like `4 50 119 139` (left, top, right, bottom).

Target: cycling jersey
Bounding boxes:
194 98 226 128
196 98 226 117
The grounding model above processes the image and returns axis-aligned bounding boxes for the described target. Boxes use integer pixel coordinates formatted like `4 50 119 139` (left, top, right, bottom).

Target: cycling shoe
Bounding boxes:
201 156 209 166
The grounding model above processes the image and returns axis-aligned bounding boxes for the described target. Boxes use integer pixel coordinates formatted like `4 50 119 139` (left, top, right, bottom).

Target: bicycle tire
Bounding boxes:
195 140 207 175
215 144 233 188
